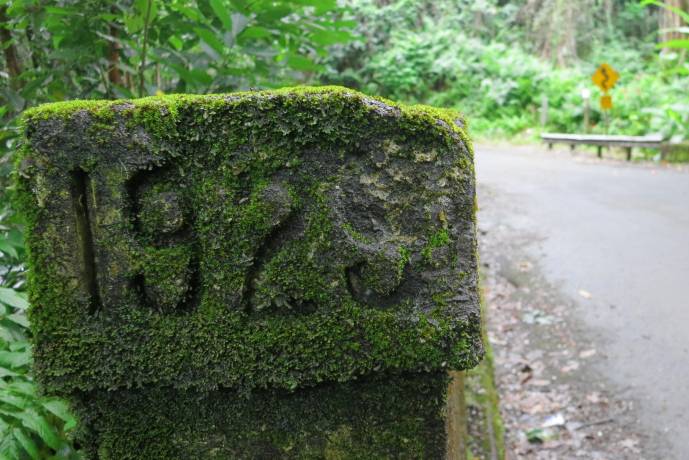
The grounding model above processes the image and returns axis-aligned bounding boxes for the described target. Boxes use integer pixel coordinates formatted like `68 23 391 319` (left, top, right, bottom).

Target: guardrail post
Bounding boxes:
540 94 548 127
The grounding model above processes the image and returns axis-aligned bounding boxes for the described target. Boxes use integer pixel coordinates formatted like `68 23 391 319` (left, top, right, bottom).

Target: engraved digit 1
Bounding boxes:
70 168 103 314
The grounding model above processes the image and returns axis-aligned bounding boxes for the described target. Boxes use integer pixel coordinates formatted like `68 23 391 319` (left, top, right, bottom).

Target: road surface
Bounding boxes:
476 144 689 458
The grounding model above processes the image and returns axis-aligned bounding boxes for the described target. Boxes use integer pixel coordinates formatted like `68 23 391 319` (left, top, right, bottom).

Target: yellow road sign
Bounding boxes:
600 94 613 110
592 63 619 92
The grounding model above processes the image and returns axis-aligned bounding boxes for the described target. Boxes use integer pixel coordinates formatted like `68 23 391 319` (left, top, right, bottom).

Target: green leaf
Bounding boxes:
240 26 272 39
331 19 357 28
43 6 78 16
5 230 23 250
7 313 29 329
15 410 62 451
0 318 28 342
3 380 36 397
0 288 29 310
42 400 75 426
194 27 226 55
124 14 145 34
0 240 18 259
309 29 353 46
0 433 22 460
256 5 292 22
168 64 214 86
170 4 204 21
286 53 321 72
657 39 689 50
291 0 338 12
0 368 20 378
0 349 31 369
13 428 39 460
210 0 233 30
168 35 184 51
134 0 157 18
8 340 29 353
0 391 30 410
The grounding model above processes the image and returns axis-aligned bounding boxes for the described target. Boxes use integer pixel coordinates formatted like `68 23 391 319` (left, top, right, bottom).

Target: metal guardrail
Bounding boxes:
541 133 664 160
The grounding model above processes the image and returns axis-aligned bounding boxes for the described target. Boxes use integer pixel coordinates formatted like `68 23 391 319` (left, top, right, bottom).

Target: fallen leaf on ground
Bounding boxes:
578 289 592 299
619 438 640 453
586 392 604 404
579 349 597 359
519 261 533 272
518 392 555 414
542 413 566 428
561 360 580 373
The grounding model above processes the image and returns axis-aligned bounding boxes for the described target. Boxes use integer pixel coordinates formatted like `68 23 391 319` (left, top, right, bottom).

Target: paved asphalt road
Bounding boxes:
475 144 689 458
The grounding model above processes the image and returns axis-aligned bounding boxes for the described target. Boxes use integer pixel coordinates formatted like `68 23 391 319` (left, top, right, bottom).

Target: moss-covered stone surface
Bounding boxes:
75 372 450 459
16 86 481 457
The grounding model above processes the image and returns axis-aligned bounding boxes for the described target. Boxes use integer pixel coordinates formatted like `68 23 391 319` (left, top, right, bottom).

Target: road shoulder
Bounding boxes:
478 182 669 459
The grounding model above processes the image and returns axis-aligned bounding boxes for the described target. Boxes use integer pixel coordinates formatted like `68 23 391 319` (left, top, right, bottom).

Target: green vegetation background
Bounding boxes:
325 0 689 142
0 0 687 458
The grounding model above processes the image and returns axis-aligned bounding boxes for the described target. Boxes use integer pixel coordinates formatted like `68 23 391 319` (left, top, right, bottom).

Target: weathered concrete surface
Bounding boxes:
18 88 481 458
476 143 689 458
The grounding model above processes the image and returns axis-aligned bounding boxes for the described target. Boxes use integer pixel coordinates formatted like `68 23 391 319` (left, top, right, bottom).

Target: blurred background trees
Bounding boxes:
0 0 688 458
321 0 688 140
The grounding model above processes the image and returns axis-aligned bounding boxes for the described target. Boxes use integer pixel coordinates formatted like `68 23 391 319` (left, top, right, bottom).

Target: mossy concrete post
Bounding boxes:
16 87 482 459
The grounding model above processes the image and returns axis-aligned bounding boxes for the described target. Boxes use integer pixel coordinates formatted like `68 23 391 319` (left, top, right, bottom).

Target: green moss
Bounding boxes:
251 187 333 313
464 290 505 460
22 86 471 151
15 85 481 456
422 228 451 264
22 99 119 122
75 372 449 460
398 245 411 275
342 222 371 244
16 85 481 393
140 245 195 313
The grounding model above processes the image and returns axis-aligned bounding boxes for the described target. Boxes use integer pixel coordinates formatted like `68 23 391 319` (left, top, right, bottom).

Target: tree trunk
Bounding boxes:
0 6 22 88
556 0 578 66
519 0 590 65
659 0 689 42
107 11 122 86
